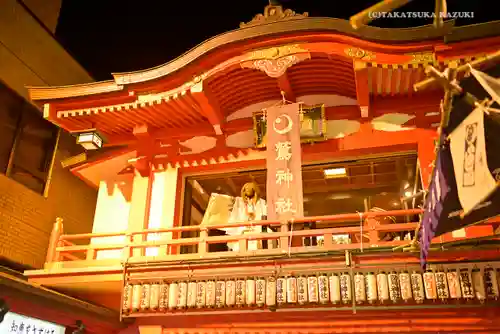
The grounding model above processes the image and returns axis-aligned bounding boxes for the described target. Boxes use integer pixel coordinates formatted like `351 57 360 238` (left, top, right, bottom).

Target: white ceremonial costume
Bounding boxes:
224 197 268 252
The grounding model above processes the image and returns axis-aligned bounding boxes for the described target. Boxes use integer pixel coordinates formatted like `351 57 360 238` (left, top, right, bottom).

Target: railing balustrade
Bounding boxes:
45 209 430 265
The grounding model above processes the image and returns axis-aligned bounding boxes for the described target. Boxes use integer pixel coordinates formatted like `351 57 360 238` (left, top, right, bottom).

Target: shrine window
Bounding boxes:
0 80 58 194
181 153 422 253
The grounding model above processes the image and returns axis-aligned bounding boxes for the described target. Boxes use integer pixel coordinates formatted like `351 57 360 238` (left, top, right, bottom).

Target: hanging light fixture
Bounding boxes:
73 129 105 150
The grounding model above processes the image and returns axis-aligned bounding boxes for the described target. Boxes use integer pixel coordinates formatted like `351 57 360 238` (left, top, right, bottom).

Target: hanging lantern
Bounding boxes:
459 269 474 300
388 271 401 303
131 284 141 312
226 279 236 307
122 283 132 314
399 271 412 302
297 275 308 305
187 281 197 308
168 282 179 310
340 272 352 304
472 268 486 302
286 276 298 304
423 269 437 300
158 282 169 311
329 273 341 304
74 129 105 150
215 280 226 308
484 268 499 300
140 283 151 311
276 276 287 305
196 281 206 308
377 272 389 303
177 281 188 309
435 270 449 301
354 272 366 304
411 271 425 304
256 277 266 307
307 275 319 304
150 282 160 311
235 278 246 307
365 272 378 304
206 280 216 308
318 273 329 304
246 277 256 306
266 276 277 307
446 270 462 299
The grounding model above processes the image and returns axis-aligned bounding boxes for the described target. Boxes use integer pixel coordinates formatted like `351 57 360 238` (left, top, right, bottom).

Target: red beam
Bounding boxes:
189 81 225 134
353 61 370 117
276 72 296 102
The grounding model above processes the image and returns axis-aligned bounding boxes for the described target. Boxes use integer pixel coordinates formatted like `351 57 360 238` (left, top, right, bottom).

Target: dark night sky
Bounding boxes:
56 0 497 81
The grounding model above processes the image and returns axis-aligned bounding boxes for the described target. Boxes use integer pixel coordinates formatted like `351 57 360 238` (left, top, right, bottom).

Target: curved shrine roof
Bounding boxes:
27 4 500 148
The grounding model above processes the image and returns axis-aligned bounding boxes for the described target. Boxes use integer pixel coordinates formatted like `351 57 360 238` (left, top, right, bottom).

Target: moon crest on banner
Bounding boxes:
273 114 293 134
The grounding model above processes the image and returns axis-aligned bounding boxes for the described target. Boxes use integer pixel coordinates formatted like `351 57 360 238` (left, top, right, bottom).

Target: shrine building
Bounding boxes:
24 4 500 334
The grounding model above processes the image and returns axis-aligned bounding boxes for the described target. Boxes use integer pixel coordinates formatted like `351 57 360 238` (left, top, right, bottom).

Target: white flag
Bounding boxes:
449 105 497 215
470 67 500 106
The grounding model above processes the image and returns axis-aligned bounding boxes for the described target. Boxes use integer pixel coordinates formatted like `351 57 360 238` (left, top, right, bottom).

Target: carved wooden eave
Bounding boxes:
239 4 309 28
240 44 311 77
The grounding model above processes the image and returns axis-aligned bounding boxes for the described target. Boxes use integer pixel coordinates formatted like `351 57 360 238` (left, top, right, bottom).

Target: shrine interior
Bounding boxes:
181 153 423 252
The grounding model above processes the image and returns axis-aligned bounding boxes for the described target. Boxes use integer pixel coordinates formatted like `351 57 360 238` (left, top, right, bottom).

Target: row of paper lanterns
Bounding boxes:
122 267 500 313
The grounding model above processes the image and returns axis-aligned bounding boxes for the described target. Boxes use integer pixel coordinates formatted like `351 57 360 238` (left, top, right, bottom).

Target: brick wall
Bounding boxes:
0 132 97 268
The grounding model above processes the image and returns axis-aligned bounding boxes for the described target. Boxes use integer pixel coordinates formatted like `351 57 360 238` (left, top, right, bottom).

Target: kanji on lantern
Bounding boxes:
276 169 293 187
275 141 292 161
275 198 296 214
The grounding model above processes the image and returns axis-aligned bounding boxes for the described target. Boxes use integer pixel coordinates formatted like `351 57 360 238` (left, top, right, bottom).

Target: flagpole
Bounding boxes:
349 0 411 29
414 50 500 92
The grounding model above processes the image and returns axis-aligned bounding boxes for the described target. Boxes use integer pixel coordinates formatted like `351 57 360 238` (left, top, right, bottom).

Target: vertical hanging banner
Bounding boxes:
420 139 451 268
449 105 497 215
266 103 304 221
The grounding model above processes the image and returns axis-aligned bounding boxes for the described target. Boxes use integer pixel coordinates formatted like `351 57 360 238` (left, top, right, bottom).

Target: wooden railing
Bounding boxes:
45 209 428 265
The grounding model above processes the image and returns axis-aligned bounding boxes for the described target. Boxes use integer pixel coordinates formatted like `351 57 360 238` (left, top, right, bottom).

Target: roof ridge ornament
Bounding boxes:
240 3 309 28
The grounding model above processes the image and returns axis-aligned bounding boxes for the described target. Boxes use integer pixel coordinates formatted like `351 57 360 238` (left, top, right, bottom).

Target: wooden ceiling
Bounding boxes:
193 154 417 217
196 155 415 197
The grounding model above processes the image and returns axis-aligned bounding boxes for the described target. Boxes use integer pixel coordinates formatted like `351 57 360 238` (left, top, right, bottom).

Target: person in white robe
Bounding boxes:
224 182 270 252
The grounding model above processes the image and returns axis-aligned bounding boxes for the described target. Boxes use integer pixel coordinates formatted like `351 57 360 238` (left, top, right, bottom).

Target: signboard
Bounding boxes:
0 312 65 334
265 103 304 221
253 104 326 148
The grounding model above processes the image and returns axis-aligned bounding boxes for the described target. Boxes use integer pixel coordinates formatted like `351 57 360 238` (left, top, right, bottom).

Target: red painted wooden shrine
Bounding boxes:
24 4 500 334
